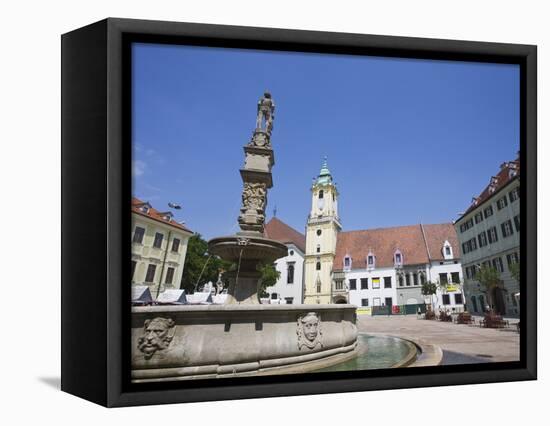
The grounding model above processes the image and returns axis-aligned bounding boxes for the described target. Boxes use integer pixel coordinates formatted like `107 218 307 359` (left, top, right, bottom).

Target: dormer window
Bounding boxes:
343 255 352 271
367 252 375 269
443 240 453 259
394 249 403 267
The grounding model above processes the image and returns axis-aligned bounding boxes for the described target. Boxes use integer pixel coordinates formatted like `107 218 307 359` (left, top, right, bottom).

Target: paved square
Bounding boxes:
357 314 520 365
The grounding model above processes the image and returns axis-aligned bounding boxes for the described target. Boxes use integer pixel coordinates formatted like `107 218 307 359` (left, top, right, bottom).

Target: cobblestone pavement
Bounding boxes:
357 314 520 364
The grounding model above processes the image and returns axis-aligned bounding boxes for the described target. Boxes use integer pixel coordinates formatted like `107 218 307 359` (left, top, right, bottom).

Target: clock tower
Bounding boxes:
303 157 342 304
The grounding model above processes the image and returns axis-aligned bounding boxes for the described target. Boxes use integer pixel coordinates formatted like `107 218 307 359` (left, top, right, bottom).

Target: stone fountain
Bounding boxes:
131 93 358 382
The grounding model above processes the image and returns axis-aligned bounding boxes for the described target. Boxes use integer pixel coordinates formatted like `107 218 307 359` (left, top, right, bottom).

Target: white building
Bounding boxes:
263 217 306 304
303 159 464 312
455 158 520 317
335 224 464 313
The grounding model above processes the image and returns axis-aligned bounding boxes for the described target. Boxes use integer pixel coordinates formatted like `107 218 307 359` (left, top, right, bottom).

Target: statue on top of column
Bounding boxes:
256 91 275 136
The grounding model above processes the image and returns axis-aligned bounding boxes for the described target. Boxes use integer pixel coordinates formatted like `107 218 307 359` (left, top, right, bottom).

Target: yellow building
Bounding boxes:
303 158 342 304
131 198 193 297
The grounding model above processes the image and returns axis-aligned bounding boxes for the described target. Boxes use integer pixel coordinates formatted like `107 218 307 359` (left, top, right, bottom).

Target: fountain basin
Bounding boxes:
131 304 358 382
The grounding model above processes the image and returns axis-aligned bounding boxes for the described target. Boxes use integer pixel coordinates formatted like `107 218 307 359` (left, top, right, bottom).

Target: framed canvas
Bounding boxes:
61 18 537 407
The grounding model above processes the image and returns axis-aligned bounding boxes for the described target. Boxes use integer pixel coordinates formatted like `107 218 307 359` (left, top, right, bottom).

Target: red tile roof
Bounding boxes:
264 217 306 252
132 197 192 233
333 223 459 270
461 158 520 219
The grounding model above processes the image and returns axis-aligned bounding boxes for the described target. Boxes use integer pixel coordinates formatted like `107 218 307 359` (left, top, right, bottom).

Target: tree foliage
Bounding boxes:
257 262 281 297
509 262 520 283
474 265 501 308
421 281 438 296
180 234 232 294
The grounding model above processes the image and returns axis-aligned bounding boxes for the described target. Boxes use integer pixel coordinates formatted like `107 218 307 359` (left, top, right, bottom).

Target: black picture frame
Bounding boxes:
61 17 537 407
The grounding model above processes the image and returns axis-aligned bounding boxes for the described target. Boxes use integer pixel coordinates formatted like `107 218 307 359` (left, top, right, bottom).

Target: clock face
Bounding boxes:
317 197 325 211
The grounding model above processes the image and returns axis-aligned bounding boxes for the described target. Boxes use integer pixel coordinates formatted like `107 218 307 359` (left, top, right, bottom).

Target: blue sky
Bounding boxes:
132 43 519 240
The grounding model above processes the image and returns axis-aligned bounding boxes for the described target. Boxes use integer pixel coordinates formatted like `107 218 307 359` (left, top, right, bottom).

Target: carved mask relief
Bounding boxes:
137 317 176 360
297 312 323 350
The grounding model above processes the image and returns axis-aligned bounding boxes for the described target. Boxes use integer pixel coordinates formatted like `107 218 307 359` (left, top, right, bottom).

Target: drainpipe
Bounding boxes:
156 230 172 299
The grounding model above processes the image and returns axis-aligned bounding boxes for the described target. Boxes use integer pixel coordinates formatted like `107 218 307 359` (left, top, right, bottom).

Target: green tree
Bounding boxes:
257 262 281 298
421 281 438 311
180 234 231 294
475 265 501 311
509 262 520 283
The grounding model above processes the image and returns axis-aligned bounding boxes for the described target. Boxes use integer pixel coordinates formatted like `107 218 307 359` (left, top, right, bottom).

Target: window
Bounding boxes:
316 261 321 271
361 298 369 307
165 267 175 284
460 218 474 233
131 261 137 280
484 205 494 218
145 264 156 283
384 277 392 288
445 246 451 256
501 220 514 237
462 238 478 254
372 278 380 289
497 196 508 210
514 215 520 233
487 226 499 244
506 252 519 266
492 257 504 273
439 273 448 285
316 229 322 236
287 263 295 284
335 280 343 290
349 279 357 290
316 279 321 293
413 273 418 286
405 274 411 286
478 231 488 247
419 273 425 285
475 212 484 224
133 226 145 244
271 293 279 300
360 278 368 289
385 297 393 307
344 256 351 270
316 244 321 253
153 232 164 248
398 275 404 287
289 249 294 256
367 253 375 268
454 294 463 305
394 250 402 266
318 190 324 199
509 187 520 203
451 272 460 284
442 294 451 305
171 238 180 252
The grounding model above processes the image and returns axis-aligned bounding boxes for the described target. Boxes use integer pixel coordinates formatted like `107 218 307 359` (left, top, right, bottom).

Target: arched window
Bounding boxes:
316 261 321 271
287 263 295 284
394 249 403 266
318 190 324 199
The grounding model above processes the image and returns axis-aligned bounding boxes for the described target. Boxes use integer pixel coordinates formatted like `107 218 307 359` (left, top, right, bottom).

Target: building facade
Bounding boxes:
303 159 464 310
455 159 520 317
131 198 193 297
264 217 306 304
303 158 342 304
